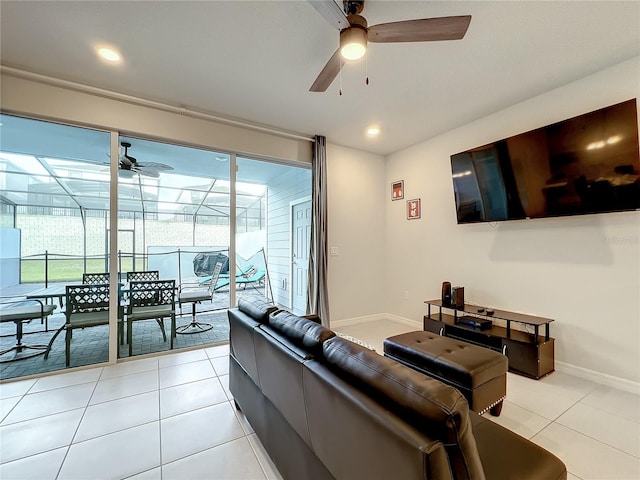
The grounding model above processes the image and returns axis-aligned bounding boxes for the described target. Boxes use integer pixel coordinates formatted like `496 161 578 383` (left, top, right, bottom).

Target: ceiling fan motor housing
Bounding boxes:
345 14 367 30
120 141 138 166
343 0 365 15
340 14 368 60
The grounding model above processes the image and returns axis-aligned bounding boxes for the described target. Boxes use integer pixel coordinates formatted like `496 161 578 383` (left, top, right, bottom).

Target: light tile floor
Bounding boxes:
0 343 281 480
0 318 638 480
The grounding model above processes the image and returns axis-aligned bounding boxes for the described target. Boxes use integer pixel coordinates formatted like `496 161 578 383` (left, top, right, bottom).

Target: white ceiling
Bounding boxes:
1 0 639 156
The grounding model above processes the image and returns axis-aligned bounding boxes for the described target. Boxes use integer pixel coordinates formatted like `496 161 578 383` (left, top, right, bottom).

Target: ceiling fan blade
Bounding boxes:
309 49 342 92
137 162 174 171
368 15 472 43
308 0 349 30
138 168 160 178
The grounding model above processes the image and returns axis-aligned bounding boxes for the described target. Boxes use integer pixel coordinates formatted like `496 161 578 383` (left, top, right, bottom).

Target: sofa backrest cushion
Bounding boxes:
228 308 262 386
238 297 279 324
253 326 313 447
322 336 486 480
303 358 454 480
268 311 335 356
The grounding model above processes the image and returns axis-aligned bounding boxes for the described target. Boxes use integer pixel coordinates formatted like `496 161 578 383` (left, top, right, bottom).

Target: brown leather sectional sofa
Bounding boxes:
228 298 567 480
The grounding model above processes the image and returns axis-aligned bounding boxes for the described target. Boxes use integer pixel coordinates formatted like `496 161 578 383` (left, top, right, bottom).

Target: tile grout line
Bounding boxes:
246 432 275 480
542 385 640 457
157 361 164 480
548 388 595 423
553 420 640 461
575 393 640 426
528 421 584 479
1 378 100 427
0 394 25 425
159 431 250 472
555 388 640 458
55 378 101 480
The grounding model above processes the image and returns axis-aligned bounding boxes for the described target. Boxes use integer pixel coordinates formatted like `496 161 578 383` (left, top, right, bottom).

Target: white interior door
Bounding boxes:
291 199 311 315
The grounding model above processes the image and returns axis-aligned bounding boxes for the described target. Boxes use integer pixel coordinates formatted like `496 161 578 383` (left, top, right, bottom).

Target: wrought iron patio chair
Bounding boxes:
82 272 110 284
177 262 223 334
126 279 176 356
45 284 123 367
126 270 160 282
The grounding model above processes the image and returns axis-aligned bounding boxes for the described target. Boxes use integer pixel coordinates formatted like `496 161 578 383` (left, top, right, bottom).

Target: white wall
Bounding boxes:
385 57 640 385
0 72 312 164
326 143 387 322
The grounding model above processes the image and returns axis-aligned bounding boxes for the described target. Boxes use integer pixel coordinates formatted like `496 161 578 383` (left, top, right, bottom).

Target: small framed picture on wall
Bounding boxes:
391 180 404 200
407 198 421 220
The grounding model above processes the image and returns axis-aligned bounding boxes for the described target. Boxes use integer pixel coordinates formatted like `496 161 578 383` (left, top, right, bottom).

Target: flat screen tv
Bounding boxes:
450 99 640 223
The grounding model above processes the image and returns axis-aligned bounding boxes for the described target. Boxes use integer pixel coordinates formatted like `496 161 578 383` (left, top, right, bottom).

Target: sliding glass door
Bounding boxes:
0 113 314 379
116 136 232 358
0 114 111 378
235 157 312 315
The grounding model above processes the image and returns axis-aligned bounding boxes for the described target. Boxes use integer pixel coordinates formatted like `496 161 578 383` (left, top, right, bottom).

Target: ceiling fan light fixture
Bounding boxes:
340 26 367 61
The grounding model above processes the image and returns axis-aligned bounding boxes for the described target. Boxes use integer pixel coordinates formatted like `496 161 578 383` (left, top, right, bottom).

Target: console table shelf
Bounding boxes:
424 300 555 379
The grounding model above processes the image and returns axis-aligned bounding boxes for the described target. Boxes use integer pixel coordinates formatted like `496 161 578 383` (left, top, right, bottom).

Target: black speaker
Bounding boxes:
441 282 451 306
451 286 465 308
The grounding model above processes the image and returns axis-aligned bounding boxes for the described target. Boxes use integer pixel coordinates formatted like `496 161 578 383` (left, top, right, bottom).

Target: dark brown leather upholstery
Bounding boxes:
385 331 507 415
323 337 485 480
384 332 506 388
304 358 454 480
470 414 567 480
228 303 262 385
231 298 279 384
228 303 567 480
268 310 335 356
254 326 313 446
238 297 278 323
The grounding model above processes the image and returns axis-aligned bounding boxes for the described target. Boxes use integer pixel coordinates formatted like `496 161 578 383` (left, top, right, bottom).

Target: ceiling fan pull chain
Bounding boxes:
339 64 343 96
365 51 369 85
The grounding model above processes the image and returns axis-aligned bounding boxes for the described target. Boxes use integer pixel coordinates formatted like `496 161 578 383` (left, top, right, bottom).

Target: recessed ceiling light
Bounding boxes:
97 47 121 63
366 126 380 137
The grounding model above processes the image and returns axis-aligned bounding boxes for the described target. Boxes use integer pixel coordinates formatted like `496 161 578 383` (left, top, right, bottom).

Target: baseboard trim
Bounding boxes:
330 316 640 394
330 314 421 329
555 360 640 394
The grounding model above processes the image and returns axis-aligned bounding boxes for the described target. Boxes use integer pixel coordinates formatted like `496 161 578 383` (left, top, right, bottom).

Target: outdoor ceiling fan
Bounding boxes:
308 0 472 92
111 142 173 178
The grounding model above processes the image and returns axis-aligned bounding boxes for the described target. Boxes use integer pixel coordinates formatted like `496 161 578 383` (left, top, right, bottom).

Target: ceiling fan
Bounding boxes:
111 142 173 178
308 0 472 92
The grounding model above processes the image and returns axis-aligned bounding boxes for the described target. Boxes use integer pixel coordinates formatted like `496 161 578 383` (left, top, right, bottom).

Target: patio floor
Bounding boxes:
0 284 271 381
0 309 231 381
0 284 276 380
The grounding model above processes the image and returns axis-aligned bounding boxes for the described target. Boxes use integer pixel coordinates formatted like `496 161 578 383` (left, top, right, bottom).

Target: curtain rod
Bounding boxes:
1 66 315 143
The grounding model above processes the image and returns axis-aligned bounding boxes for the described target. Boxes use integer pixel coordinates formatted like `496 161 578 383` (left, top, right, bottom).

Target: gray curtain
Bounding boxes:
307 135 330 326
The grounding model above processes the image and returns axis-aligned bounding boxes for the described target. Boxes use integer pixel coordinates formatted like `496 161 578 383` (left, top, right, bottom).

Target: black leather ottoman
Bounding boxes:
384 331 507 416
